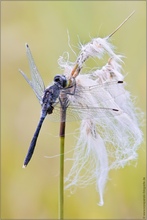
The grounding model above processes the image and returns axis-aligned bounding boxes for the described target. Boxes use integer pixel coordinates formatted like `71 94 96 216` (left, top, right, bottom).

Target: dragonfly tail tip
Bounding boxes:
22 164 27 169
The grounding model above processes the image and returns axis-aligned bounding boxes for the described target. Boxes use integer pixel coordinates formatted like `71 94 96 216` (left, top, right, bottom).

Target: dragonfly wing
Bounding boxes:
74 80 125 103
47 97 123 123
66 103 122 121
48 103 123 122
19 69 43 103
46 80 125 122
19 44 45 103
25 44 45 95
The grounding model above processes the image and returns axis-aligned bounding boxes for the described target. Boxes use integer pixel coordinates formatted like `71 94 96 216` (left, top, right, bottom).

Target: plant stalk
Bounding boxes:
59 108 66 219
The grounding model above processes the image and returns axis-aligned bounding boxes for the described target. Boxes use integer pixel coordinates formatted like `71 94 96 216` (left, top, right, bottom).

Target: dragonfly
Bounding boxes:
19 12 136 167
19 43 124 167
19 11 136 167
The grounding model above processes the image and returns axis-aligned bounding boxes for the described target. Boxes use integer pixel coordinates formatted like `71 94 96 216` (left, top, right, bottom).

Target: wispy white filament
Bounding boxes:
58 36 143 205
65 120 108 206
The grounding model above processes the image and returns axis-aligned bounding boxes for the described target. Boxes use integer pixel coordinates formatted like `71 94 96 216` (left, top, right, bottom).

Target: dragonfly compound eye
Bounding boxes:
54 75 67 88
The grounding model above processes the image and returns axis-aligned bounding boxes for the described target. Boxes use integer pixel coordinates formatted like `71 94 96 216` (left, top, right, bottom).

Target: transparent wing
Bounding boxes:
49 104 123 122
70 80 125 100
19 44 45 103
48 80 125 122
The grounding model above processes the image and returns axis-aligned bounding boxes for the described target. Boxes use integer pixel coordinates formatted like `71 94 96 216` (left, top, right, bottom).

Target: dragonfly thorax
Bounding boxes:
41 75 67 116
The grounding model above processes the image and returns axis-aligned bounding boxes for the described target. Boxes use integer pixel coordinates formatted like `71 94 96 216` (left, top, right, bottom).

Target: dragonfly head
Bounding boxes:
54 75 67 88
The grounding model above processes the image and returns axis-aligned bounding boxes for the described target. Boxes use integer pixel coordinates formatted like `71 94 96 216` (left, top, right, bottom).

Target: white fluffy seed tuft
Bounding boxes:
59 36 143 205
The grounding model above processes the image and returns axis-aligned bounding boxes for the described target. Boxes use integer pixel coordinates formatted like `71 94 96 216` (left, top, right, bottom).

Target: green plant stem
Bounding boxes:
59 135 65 219
59 109 66 219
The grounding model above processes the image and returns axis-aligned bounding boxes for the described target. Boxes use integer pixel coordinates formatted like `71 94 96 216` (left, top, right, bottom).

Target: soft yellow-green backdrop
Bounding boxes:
1 1 146 219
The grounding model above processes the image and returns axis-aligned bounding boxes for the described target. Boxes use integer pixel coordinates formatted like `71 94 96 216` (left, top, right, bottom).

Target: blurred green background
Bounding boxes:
1 1 146 219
